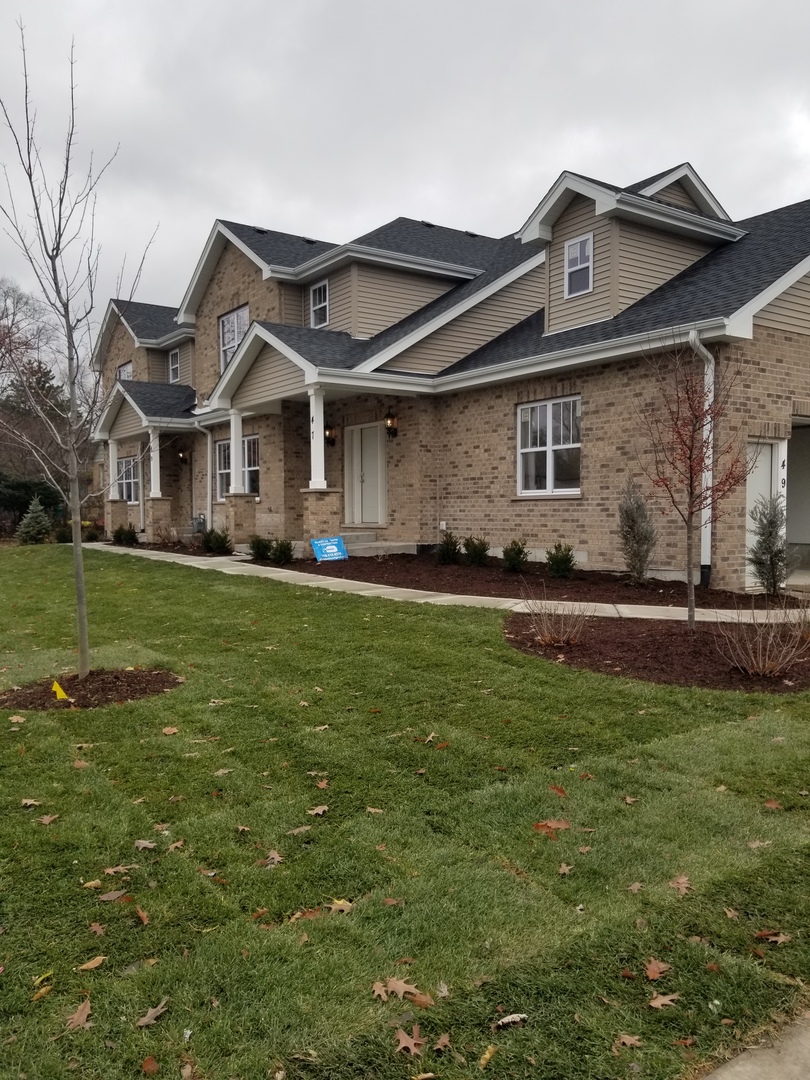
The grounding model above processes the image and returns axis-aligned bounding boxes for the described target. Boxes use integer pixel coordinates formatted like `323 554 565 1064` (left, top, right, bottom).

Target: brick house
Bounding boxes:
92 163 810 590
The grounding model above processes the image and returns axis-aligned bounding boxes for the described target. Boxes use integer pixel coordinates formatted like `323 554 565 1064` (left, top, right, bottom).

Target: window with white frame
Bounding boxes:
219 305 249 371
310 281 329 327
564 233 593 298
518 396 581 495
117 361 133 381
168 349 180 383
117 456 140 503
215 436 260 499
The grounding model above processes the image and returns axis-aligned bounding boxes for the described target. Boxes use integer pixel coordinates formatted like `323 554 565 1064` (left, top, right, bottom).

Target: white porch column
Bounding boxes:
108 439 119 499
308 386 327 490
148 428 162 498
229 409 244 493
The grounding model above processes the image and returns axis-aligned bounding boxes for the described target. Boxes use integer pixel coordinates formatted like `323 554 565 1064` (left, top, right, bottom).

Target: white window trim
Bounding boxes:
117 456 140 504
117 361 133 381
219 305 249 372
215 436 259 500
563 231 593 299
516 395 581 497
310 280 329 328
168 349 180 383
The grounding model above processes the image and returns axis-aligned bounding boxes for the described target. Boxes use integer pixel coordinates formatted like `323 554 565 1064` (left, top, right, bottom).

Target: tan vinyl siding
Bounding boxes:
754 273 810 334
355 266 454 337
651 181 700 211
232 345 305 409
616 221 712 312
280 283 303 326
109 400 144 439
303 268 353 331
381 263 545 375
178 340 194 385
546 196 611 332
147 348 168 382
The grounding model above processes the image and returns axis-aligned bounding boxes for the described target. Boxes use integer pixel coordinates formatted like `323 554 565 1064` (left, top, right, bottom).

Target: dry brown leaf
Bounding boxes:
434 1032 451 1051
407 991 435 1008
549 784 567 797
89 922 105 936
328 898 353 914
104 864 140 875
394 1024 425 1056
98 889 128 902
533 818 570 838
37 814 59 826
77 955 106 971
213 768 232 777
747 839 772 849
21 798 41 807
153 823 169 833
763 799 784 810
162 726 179 735
613 1034 642 1051
315 779 329 789
73 760 89 769
167 839 185 852
767 932 792 945
31 985 52 1002
135 998 168 1027
314 724 329 731
366 806 384 814
136 907 149 926
478 1044 497 1069
724 907 739 920
628 882 644 894
307 805 328 816
668 875 692 895
620 795 639 805
578 846 592 854
142 1056 160 1076
287 825 311 835
386 977 420 1000
558 863 573 876
644 958 671 981
649 992 681 1009
65 997 92 1030
383 897 403 906
256 850 284 868
134 840 156 851
83 880 103 889
372 981 388 1001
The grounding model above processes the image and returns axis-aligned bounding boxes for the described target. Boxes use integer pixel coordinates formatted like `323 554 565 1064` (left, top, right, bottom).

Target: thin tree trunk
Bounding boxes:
69 447 90 678
685 512 695 632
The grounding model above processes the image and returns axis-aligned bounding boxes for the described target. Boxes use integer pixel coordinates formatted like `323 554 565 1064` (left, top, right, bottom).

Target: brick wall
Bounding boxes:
101 318 144 395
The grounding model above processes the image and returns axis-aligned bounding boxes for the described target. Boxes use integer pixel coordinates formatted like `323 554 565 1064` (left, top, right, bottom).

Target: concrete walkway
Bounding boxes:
88 544 808 1077
87 544 792 622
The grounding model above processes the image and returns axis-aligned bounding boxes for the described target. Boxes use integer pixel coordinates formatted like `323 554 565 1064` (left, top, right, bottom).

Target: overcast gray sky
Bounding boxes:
1 0 809 331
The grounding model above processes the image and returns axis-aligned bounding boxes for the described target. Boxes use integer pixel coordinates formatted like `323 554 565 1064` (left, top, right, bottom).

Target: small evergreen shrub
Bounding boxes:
437 530 462 564
270 538 293 565
15 497 51 544
545 541 576 579
53 522 73 544
112 523 140 546
83 524 102 542
463 534 490 566
502 538 530 573
249 535 274 561
747 494 797 596
201 527 234 555
618 478 658 584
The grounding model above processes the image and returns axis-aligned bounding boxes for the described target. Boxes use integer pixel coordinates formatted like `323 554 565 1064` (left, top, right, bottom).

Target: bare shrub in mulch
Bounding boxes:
0 669 184 711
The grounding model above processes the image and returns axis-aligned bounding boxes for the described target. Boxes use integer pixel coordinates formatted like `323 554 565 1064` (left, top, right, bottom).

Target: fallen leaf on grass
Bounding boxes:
213 768 232 777
383 897 403 907
613 1034 642 1053
98 889 128 902
73 760 89 769
328 899 353 914
649 993 681 1009
724 907 739 920
706 962 721 972
628 882 643 894
436 982 450 999
579 771 595 780
134 840 156 851
307 805 328 816
136 999 168 1027
747 839 772 849
621 968 636 979
668 875 692 895
287 825 311 835
65 998 92 1030
315 779 329 790
558 863 573 875
83 880 103 890
104 864 139 875
434 741 450 750
314 724 329 731
494 1013 527 1028
673 1036 696 1046
645 958 671 980
77 956 106 971
89 923 105 936
162 727 178 736
478 1044 497 1069
142 1056 159 1076
167 839 185 852
366 806 384 814
21 799 41 807
386 977 420 1000
549 784 567 797
578 846 592 854
408 991 435 1008
396 956 416 965
394 1024 424 1056
31 985 52 1002
372 981 388 1001
37 814 59 826
533 819 570 839
136 907 149 926
620 795 639 805
763 799 784 810
721 1018 736 1026
257 850 283 868
434 1033 451 1051
122 959 159 976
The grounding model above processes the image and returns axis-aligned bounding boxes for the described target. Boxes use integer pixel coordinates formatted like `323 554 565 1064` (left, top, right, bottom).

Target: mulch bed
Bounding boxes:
504 614 810 694
287 552 786 609
0 669 184 711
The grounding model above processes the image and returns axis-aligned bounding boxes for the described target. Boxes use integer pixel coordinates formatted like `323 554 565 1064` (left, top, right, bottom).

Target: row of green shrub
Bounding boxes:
248 535 293 565
435 530 578 577
15 497 103 545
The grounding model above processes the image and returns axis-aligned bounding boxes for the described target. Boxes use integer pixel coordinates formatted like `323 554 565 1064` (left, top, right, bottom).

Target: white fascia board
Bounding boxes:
93 383 150 440
269 244 481 283
308 368 433 396
723 251 810 339
516 172 619 242
432 319 732 393
135 327 195 350
352 249 547 375
176 222 273 324
204 323 319 411
637 164 731 221
613 194 745 242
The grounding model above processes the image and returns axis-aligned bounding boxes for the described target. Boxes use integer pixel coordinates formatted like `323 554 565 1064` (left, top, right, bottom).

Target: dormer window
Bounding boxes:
310 281 329 327
117 361 133 381
564 233 593 298
219 305 249 371
168 349 180 384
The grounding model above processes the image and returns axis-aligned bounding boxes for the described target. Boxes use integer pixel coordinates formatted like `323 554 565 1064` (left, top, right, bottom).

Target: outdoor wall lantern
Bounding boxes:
383 410 398 439
324 423 337 447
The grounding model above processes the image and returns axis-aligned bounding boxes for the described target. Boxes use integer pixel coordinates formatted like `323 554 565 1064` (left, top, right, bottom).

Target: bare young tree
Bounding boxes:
0 29 118 678
636 331 751 630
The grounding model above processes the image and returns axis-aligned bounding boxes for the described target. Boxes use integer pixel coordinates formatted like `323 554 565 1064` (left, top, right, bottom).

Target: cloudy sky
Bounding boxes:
1 0 809 334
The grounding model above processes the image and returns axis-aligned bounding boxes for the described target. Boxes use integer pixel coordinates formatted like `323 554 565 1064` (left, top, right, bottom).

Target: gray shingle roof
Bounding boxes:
114 301 187 340
219 220 338 269
119 380 197 419
256 322 366 369
442 197 810 376
622 164 690 194
349 217 507 267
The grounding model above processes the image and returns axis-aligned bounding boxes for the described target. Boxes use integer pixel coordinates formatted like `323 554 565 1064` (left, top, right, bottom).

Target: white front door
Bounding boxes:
345 423 386 525
745 442 774 587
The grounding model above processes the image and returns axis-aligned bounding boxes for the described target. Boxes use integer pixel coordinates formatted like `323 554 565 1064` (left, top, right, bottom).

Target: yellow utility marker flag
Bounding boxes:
52 681 68 700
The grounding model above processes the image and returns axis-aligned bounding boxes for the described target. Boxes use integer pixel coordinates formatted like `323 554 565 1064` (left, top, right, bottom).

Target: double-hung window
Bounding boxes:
117 456 140 503
564 233 593 298
168 349 180 383
310 281 329 327
219 305 249 371
117 361 133 381
215 436 260 499
518 396 581 495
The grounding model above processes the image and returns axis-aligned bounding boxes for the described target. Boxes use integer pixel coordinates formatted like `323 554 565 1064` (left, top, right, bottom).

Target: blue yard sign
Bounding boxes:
311 536 348 562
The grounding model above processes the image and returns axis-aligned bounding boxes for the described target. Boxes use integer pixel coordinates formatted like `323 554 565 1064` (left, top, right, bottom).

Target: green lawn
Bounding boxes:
1 546 808 1080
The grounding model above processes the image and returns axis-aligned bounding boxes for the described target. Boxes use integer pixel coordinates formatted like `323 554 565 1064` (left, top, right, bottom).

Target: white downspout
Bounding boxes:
194 422 213 528
689 330 714 586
